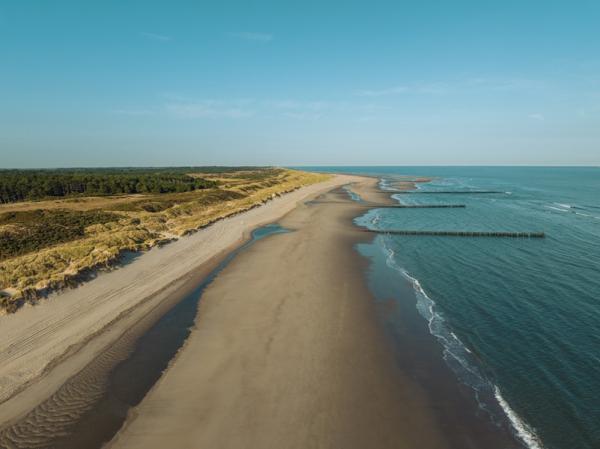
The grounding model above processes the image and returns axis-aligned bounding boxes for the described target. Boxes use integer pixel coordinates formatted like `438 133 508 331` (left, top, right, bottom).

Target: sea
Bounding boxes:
302 166 600 449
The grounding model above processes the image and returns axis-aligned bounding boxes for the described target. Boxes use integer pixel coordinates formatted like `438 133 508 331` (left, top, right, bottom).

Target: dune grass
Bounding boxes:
0 168 329 313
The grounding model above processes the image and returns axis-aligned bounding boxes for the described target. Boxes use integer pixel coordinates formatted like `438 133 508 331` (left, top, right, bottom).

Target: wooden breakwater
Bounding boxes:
362 229 545 238
371 204 466 209
388 190 505 195
307 201 466 208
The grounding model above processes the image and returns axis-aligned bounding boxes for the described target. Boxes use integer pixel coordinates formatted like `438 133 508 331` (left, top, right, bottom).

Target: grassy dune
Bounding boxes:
0 168 329 313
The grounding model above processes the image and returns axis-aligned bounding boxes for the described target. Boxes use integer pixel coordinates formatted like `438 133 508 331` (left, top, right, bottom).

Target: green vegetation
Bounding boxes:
0 168 226 203
0 168 330 313
0 209 122 261
111 189 246 213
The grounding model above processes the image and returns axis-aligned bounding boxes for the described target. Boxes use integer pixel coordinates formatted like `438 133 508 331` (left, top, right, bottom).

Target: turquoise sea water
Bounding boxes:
302 167 600 449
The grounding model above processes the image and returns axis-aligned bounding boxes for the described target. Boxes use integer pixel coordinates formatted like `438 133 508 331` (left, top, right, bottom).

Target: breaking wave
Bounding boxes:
379 236 546 449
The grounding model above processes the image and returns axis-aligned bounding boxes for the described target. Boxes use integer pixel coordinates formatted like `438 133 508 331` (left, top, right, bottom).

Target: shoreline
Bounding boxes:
108 178 451 449
358 237 522 449
107 176 521 449
0 174 524 449
0 175 358 447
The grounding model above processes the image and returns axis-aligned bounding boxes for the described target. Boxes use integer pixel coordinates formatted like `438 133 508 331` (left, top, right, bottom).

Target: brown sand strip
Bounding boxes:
108 180 449 449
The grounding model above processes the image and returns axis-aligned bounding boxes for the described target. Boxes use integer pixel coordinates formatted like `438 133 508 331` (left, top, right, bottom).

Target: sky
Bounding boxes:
1 0 599 167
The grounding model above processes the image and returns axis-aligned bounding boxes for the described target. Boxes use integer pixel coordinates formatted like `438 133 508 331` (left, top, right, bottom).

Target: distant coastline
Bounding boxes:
3 167 598 449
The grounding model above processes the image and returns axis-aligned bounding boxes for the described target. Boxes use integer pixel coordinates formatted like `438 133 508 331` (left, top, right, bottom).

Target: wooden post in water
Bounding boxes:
371 204 466 208
361 229 545 238
382 190 505 195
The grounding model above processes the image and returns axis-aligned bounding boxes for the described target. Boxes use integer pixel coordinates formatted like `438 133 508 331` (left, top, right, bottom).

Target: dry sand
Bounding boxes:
108 179 449 449
0 175 356 431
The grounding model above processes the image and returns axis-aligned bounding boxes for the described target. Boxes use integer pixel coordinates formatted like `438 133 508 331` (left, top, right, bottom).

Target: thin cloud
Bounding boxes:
529 113 545 121
266 100 329 111
140 32 172 42
166 101 254 119
354 86 408 97
228 32 273 42
112 108 155 116
356 115 377 122
117 96 390 121
355 82 452 97
356 78 542 98
282 111 323 120
467 77 545 91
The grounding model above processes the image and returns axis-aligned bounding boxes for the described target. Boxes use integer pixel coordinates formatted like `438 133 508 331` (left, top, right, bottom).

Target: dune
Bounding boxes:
0 175 357 440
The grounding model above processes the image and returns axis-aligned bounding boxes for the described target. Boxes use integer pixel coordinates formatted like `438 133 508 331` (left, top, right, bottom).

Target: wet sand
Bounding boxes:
109 179 451 449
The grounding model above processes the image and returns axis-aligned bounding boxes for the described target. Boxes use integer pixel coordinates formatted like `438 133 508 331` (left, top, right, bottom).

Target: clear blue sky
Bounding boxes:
1 0 599 167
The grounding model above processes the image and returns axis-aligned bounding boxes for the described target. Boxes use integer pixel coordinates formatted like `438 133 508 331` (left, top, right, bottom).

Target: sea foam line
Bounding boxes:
379 236 545 449
378 177 399 192
343 185 362 203
545 205 568 212
495 386 545 449
545 205 600 220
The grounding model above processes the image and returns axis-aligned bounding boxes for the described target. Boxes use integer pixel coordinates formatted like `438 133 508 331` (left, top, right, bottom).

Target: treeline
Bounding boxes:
0 169 221 203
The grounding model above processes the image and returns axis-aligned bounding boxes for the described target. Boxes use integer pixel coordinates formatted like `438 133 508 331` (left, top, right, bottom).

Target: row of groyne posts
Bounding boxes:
362 188 545 239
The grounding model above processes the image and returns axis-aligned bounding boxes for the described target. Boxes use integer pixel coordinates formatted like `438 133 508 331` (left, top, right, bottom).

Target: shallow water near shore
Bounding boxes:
357 240 523 449
309 166 600 449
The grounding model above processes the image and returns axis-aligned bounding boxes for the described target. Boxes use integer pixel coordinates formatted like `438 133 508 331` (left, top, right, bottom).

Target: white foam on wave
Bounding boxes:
370 211 381 226
343 185 362 203
379 177 399 192
574 211 600 220
495 386 545 449
545 205 568 212
554 202 572 209
380 239 487 386
353 208 381 230
379 236 546 449
390 193 411 206
545 204 600 220
450 332 472 353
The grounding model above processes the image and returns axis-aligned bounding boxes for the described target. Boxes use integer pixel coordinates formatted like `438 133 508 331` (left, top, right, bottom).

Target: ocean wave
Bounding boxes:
575 212 600 220
379 177 399 192
390 193 410 206
545 204 600 220
545 205 569 212
495 386 545 449
381 238 489 389
370 210 381 226
554 203 572 209
343 185 362 202
427 177 474 190
551 202 589 212
379 236 546 449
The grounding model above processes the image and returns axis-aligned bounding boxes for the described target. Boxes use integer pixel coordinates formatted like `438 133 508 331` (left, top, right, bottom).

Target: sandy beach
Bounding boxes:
108 178 449 449
0 175 357 447
0 174 521 449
